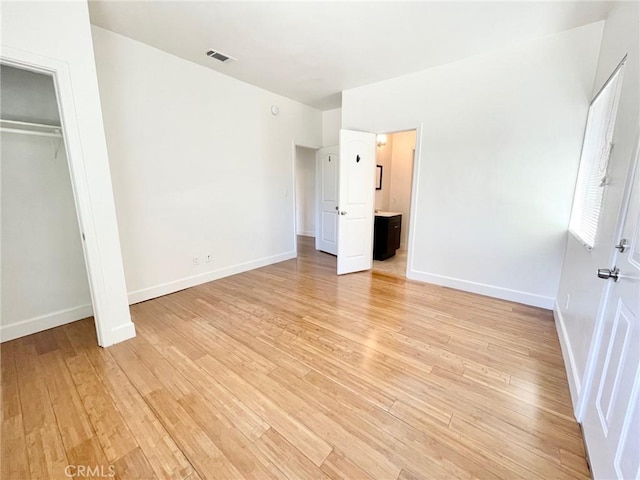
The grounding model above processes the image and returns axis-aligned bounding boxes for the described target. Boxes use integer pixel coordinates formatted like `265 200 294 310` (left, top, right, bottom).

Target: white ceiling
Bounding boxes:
88 1 612 111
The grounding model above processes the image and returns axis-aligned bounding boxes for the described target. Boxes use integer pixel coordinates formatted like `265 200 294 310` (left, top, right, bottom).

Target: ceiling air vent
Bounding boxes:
206 49 236 63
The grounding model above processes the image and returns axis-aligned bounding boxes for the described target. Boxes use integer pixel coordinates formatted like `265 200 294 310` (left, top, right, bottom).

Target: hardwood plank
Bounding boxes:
320 449 375 480
1 342 30 480
38 350 96 451
32 330 59 356
197 354 333 467
65 437 110 479
2 415 30 480
253 428 331 480
130 316 271 442
294 406 401 479
398 468 422 480
271 366 498 480
113 447 157 479
145 388 243 479
67 321 196 480
178 393 280 480
13 340 69 479
24 424 70 480
1 236 589 480
559 448 590 478
448 413 586 479
64 352 138 462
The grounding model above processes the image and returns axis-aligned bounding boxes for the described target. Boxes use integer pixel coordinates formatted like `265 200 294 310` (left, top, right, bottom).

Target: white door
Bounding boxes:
315 146 338 255
582 144 640 479
337 129 376 275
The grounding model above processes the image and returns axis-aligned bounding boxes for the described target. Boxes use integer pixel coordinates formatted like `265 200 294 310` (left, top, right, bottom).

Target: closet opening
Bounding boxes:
1 64 94 342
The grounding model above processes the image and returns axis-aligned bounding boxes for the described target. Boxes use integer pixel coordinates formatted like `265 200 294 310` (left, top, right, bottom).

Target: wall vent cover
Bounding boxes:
206 49 236 63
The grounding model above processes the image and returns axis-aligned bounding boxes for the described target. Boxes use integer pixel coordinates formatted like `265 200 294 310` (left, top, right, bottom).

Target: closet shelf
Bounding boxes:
0 119 63 138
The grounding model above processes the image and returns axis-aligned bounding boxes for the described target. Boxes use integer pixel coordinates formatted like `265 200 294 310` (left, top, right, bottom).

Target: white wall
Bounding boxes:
91 27 322 303
322 108 342 147
343 22 604 308
388 131 415 248
1 138 92 331
555 1 640 411
295 146 316 237
1 1 133 346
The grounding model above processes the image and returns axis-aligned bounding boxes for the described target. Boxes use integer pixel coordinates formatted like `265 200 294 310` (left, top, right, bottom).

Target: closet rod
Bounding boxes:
0 119 62 138
0 126 62 138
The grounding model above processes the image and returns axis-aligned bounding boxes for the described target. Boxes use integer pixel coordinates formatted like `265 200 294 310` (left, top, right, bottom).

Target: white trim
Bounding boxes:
405 124 422 279
291 141 299 257
0 305 93 343
110 322 137 345
128 251 296 305
406 268 554 309
297 231 315 237
553 303 582 415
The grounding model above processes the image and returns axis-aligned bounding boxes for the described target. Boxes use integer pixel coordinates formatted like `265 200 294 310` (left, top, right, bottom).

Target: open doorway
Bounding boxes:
372 130 417 277
294 145 319 253
1 64 93 341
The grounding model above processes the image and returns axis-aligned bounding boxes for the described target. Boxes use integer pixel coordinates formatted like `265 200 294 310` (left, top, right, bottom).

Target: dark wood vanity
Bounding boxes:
373 212 402 260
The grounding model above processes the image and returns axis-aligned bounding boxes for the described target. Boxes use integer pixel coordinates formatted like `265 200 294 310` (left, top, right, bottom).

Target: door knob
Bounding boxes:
597 266 620 282
615 239 628 253
339 211 347 215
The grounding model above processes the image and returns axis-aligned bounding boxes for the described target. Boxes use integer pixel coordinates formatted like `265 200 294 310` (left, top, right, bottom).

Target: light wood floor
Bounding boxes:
1 236 589 479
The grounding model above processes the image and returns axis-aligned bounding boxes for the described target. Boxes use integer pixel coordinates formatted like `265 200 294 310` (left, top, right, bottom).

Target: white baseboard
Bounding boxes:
107 322 136 347
406 269 555 309
297 231 315 238
553 304 582 416
127 250 297 305
0 304 93 343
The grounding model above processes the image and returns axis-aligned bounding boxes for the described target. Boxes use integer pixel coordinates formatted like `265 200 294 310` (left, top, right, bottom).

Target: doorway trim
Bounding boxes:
406 124 423 278
1 46 133 347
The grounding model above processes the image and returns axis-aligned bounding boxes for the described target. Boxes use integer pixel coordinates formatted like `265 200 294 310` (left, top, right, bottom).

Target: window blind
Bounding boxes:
569 61 625 248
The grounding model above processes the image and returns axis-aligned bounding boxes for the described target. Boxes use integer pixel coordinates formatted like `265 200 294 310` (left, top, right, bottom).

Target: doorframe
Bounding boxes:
1 46 120 347
372 123 423 278
291 142 321 257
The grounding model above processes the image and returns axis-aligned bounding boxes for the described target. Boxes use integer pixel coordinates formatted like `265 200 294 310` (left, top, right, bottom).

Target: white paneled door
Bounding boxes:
315 146 338 255
337 129 376 275
583 143 640 479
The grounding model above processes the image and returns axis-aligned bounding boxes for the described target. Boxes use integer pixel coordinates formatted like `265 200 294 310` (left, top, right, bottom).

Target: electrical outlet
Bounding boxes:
192 257 199 265
206 254 212 263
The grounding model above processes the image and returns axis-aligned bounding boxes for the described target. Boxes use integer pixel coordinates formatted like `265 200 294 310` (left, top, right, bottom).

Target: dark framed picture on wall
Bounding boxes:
376 165 383 190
